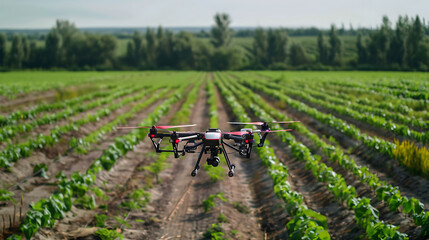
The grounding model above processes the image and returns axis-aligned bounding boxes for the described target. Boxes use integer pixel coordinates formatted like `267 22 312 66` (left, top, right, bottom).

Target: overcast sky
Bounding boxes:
1 0 428 29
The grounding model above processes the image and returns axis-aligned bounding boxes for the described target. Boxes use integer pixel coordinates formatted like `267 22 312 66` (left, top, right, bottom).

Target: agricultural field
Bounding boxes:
0 71 428 240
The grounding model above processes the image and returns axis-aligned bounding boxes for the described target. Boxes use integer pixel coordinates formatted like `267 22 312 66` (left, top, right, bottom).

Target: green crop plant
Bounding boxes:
202 192 228 213
95 228 124 240
94 214 109 227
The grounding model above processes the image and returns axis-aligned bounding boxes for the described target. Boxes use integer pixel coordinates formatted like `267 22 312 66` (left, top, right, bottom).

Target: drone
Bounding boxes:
118 121 299 177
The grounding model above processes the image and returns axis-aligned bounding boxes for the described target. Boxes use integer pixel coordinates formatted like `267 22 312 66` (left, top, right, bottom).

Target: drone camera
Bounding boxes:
207 156 220 167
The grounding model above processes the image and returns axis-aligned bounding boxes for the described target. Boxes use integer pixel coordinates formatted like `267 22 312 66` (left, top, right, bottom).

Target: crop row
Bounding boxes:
238 77 429 178
0 84 145 144
290 80 429 120
272 79 429 130
70 87 168 154
255 72 428 116
322 78 429 100
219 74 408 239
206 77 219 129
0 73 116 99
0 85 117 127
226 75 429 236
261 80 429 145
214 75 331 239
0 85 153 169
19 84 188 239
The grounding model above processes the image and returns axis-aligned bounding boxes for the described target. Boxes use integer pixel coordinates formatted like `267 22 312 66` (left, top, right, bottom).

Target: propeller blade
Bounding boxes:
178 135 199 141
117 124 196 130
271 121 300 124
228 121 300 125
228 122 264 125
117 126 151 129
155 124 197 129
260 129 292 133
223 131 252 135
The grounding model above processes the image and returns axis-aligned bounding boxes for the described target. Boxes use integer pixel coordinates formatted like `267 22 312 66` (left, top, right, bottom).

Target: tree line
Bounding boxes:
0 14 428 71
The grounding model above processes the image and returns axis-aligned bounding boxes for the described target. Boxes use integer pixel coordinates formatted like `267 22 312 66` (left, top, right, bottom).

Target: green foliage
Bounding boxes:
94 214 109 227
203 223 226 240
202 192 228 213
211 13 231 48
114 216 130 228
95 228 124 240
121 189 151 210
217 213 228 223
74 194 96 210
6 235 22 240
33 163 49 179
0 189 16 203
232 201 250 214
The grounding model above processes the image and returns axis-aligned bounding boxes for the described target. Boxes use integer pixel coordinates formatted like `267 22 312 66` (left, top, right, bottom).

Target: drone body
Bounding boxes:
118 121 298 177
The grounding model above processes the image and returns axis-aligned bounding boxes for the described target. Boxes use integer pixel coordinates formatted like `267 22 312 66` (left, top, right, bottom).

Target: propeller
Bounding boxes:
222 131 252 136
117 124 197 129
254 129 293 133
227 121 300 125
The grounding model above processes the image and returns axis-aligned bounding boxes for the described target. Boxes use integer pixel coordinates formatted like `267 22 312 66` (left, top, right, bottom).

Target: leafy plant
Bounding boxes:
33 163 49 179
217 213 228 223
94 214 109 227
203 223 226 240
95 228 124 240
0 189 16 203
202 192 228 213
232 201 250 214
114 216 130 228
74 194 96 210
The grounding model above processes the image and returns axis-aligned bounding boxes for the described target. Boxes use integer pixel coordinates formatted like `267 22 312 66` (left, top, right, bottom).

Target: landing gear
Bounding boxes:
228 164 236 177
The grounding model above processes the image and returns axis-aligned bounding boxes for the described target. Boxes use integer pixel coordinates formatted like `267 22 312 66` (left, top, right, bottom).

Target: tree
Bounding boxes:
157 29 175 68
317 31 328 64
267 29 288 65
21 36 30 66
290 42 308 66
367 16 391 65
130 31 144 67
210 13 231 48
8 35 24 68
356 33 368 64
44 30 61 68
0 33 6 66
54 20 78 66
252 28 268 67
172 31 196 69
388 16 407 66
407 16 426 68
126 41 135 66
145 28 157 68
328 25 342 65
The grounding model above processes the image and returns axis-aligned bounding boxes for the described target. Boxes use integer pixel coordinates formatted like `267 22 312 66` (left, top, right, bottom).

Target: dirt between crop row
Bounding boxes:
252 90 427 239
0 90 169 231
